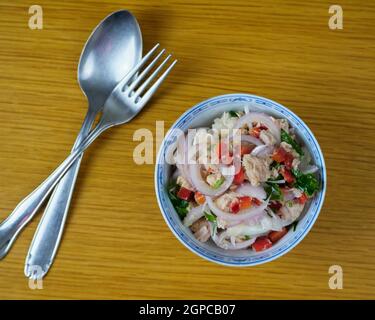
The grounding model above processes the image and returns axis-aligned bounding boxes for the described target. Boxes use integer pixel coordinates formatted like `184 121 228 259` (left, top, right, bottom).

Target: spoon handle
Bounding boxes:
24 109 96 278
0 118 110 261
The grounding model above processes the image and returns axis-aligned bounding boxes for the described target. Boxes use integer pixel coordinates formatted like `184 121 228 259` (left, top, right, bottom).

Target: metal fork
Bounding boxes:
0 44 176 273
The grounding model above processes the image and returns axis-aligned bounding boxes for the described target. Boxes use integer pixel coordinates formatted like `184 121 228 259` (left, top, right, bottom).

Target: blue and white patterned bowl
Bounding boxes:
155 94 326 266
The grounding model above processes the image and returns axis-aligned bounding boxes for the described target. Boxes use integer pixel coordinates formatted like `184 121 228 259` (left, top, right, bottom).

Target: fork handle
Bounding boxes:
24 110 96 278
0 117 110 260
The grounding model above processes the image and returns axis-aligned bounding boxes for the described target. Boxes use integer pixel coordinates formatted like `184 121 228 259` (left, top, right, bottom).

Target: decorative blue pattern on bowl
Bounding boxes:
155 94 326 266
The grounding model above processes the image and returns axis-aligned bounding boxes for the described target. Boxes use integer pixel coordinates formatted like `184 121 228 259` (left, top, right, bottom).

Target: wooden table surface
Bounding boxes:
0 0 374 300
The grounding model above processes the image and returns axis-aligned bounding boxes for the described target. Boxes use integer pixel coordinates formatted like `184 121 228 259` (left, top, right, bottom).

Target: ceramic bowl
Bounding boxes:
155 93 326 266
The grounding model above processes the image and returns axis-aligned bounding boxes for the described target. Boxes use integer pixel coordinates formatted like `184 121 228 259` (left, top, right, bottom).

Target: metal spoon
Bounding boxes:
24 10 143 278
0 10 142 266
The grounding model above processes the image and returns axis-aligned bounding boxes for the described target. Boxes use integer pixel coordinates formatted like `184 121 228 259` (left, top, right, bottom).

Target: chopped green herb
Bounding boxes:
204 211 218 234
167 183 190 218
291 169 319 197
244 235 251 240
212 176 225 189
204 211 217 223
287 200 294 207
270 161 281 170
265 182 283 201
176 206 189 218
267 174 284 183
291 221 298 231
281 129 304 156
228 110 240 118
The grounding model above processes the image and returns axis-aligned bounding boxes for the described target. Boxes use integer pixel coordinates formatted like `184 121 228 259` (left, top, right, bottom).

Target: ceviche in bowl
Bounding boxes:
155 94 326 266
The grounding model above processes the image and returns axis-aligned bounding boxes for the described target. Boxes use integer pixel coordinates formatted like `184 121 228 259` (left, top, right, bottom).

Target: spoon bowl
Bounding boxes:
78 10 143 110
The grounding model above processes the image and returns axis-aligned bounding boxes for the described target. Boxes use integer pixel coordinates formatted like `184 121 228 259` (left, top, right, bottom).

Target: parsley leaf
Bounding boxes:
270 161 281 170
167 183 190 219
291 221 298 231
204 211 217 223
265 182 283 201
212 176 225 189
267 174 284 183
291 169 319 197
228 110 240 118
204 211 218 234
281 129 304 156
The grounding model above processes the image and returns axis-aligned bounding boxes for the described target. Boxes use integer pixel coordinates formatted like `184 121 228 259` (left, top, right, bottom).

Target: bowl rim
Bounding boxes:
155 93 327 267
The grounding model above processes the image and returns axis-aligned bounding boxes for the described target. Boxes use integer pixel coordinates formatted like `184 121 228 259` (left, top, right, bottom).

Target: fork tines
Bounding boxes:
121 44 177 103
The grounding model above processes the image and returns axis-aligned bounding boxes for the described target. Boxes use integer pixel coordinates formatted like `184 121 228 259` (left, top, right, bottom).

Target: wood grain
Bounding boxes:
0 0 374 299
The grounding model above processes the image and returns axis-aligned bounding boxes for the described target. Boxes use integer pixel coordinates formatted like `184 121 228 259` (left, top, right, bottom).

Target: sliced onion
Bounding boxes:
235 112 280 143
266 211 293 231
224 209 267 228
251 145 274 158
301 165 319 175
282 187 303 201
175 134 195 190
165 140 178 165
299 147 312 171
240 134 263 146
186 130 197 162
176 162 195 190
211 232 256 250
206 196 269 222
244 104 250 114
219 164 236 176
235 182 267 200
224 213 290 238
183 204 205 227
175 134 187 168
176 132 185 161
267 179 285 184
283 189 295 201
189 164 234 196
220 224 266 239
171 168 180 181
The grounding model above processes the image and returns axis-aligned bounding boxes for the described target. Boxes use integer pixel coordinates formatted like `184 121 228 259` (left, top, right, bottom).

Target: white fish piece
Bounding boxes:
242 154 272 186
